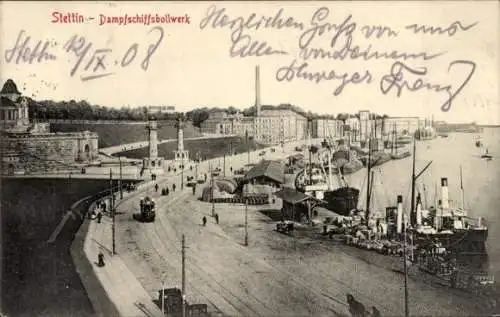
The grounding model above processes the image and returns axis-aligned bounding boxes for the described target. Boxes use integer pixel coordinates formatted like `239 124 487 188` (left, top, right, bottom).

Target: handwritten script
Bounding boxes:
199 5 479 112
4 27 164 81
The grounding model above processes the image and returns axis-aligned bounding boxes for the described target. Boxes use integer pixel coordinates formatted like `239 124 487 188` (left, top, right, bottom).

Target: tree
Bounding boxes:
309 145 319 154
336 113 349 122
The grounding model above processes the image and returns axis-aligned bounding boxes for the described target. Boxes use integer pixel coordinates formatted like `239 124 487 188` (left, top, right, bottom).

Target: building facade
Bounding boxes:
0 79 99 175
382 117 420 135
311 119 343 138
200 108 308 145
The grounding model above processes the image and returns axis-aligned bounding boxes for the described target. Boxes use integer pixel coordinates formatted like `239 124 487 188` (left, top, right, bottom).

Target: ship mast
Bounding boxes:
328 148 333 191
365 133 372 219
308 128 313 186
410 139 433 226
393 123 397 156
410 137 416 226
460 165 465 210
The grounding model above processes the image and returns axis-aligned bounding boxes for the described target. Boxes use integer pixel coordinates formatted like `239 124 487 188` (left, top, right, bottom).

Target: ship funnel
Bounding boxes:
416 193 422 226
441 178 449 209
396 195 403 234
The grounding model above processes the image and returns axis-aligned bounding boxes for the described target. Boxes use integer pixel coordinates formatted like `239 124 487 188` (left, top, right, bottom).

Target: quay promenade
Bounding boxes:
70 140 311 317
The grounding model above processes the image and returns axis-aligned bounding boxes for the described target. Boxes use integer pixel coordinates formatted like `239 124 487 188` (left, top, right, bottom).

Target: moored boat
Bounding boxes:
412 177 488 255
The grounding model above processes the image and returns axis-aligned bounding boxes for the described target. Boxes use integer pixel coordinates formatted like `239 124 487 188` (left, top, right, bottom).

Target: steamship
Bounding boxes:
295 146 360 216
386 139 488 255
412 177 488 255
386 168 488 254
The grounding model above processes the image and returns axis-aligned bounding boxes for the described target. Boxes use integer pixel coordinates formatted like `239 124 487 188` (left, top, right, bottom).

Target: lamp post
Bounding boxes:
181 155 184 190
244 197 248 246
210 163 215 217
110 169 116 255
181 235 186 317
161 279 165 315
119 157 123 199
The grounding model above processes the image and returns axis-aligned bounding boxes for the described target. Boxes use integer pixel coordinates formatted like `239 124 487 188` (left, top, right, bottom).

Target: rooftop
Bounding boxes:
274 187 313 204
243 160 284 184
1 79 21 95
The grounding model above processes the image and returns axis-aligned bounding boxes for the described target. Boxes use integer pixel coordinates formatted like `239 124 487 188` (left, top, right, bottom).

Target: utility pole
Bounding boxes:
244 198 248 246
119 157 123 199
181 234 186 317
210 163 215 217
223 152 226 178
161 280 165 315
110 169 116 255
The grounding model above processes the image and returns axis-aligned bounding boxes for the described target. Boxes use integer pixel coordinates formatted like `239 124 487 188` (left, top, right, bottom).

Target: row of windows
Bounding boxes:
0 109 20 120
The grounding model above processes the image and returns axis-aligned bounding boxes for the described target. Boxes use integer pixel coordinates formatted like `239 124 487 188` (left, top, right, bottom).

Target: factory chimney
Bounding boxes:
255 65 261 117
441 178 449 209
396 195 403 234
416 193 422 226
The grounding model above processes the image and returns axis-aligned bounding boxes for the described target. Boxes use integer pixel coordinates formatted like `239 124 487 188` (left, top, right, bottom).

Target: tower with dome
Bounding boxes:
0 79 99 175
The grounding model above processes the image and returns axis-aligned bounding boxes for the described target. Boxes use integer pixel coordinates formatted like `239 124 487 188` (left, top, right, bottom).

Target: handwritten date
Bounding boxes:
4 27 164 82
63 26 164 81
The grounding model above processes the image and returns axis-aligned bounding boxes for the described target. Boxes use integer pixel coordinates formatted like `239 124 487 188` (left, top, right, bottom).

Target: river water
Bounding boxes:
338 128 500 282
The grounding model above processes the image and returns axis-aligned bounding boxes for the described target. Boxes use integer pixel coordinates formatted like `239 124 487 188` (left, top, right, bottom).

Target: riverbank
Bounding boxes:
0 179 112 317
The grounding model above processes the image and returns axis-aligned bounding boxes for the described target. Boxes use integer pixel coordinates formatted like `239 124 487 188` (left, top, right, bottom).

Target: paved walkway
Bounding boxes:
83 218 163 317
71 178 168 317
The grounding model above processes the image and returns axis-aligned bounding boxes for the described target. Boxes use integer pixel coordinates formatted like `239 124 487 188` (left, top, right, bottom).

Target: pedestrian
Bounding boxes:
202 216 207 226
173 184 176 192
346 294 367 317
166 187 170 195
215 213 219 224
98 252 105 267
97 211 102 223
102 201 107 212
230 166 233 172
204 173 207 182
155 183 159 192
192 185 196 196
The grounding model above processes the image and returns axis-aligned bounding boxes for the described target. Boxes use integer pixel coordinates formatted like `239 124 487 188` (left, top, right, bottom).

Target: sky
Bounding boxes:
1 1 499 124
